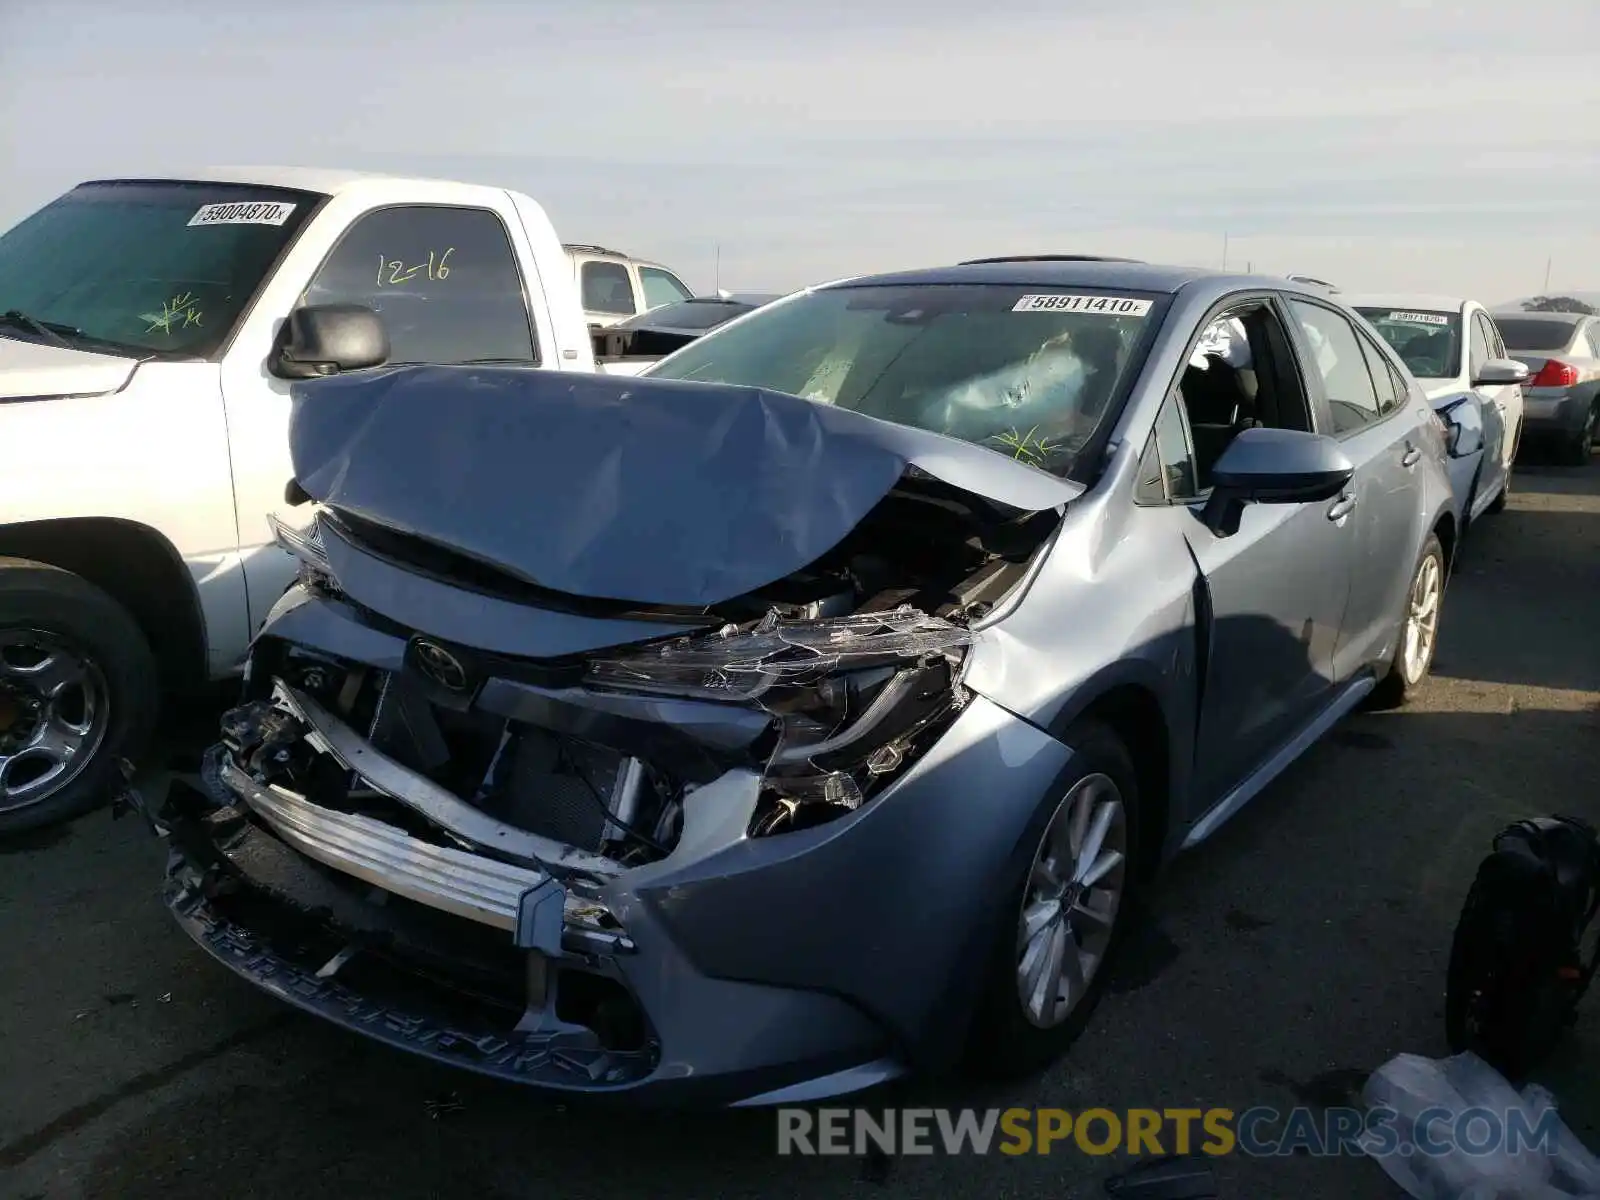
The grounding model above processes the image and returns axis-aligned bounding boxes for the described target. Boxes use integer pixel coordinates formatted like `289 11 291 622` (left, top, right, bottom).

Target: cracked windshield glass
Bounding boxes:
0 180 315 359
646 284 1159 475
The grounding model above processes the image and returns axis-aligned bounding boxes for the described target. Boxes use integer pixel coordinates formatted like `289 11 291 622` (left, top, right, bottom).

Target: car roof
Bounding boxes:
814 258 1322 297
1343 292 1470 313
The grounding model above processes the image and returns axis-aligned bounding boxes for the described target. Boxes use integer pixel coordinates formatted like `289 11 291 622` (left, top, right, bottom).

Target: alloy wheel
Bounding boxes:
0 628 110 813
1015 772 1128 1029
1401 553 1442 684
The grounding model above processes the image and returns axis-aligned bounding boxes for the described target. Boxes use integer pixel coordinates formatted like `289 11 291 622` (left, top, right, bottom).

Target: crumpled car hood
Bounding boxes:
288 366 1082 608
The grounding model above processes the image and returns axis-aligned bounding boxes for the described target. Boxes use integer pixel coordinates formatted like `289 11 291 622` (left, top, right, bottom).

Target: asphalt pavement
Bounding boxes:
2 457 1597 1200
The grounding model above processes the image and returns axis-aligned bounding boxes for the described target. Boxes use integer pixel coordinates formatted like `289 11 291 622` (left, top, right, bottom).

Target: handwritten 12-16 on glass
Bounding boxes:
377 248 454 288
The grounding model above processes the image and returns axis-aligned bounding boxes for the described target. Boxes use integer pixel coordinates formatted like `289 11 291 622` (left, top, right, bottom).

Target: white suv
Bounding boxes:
564 244 694 328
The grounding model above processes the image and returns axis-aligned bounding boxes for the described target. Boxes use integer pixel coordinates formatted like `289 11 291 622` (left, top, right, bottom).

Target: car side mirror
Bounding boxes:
1200 427 1355 538
1473 357 1530 387
270 304 389 380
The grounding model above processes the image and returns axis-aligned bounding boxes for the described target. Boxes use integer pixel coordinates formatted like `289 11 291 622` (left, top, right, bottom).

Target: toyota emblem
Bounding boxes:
413 640 468 691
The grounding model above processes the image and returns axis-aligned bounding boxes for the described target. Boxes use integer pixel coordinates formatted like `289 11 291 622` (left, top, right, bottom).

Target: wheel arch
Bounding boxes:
0 518 208 693
1432 508 1459 574
1049 664 1176 881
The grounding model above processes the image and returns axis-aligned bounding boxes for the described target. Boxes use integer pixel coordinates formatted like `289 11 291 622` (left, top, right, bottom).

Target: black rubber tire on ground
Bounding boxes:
1366 532 1446 712
963 720 1142 1080
1558 404 1596 467
0 559 160 836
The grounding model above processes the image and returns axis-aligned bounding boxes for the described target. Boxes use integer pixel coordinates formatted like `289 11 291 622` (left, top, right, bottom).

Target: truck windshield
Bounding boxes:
645 284 1163 476
0 180 321 359
1354 307 1462 378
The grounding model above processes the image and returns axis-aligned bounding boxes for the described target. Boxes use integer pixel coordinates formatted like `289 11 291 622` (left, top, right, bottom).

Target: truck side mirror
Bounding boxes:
270 305 389 380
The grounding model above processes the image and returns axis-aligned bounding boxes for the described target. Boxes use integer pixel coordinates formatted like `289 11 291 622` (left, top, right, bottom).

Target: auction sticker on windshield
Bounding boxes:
1386 311 1450 326
1013 294 1152 316
188 201 299 227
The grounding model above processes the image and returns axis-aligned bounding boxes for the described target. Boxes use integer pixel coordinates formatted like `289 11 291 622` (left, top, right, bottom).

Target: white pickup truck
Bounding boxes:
0 166 661 832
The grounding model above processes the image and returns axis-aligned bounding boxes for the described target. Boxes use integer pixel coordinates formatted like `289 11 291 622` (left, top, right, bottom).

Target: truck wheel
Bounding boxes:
0 559 159 836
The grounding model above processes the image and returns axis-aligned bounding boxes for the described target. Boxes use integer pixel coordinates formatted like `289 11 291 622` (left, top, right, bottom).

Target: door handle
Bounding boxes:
1327 492 1357 521
1401 444 1422 468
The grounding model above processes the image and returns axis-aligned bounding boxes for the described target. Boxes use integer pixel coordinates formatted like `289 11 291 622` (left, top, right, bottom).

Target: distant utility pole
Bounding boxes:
1222 233 1230 270
715 244 722 293
1544 257 1552 293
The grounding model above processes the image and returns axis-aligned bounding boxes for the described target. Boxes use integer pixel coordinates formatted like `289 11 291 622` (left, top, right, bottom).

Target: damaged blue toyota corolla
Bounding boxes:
148 259 1459 1106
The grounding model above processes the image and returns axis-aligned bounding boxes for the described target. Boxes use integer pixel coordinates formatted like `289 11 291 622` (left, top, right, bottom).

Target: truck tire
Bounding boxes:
0 559 160 836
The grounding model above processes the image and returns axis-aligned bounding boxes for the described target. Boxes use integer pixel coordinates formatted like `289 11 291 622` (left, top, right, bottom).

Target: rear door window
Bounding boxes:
1357 335 1404 414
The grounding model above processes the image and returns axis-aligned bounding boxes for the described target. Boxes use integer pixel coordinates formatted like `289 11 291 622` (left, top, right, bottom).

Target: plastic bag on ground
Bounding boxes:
1360 1051 1600 1199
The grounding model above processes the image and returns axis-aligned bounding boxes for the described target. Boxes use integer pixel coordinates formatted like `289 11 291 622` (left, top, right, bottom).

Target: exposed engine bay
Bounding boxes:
227 458 1062 890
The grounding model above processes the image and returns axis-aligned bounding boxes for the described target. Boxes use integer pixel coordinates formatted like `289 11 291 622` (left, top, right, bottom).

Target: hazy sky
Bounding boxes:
4 0 1599 303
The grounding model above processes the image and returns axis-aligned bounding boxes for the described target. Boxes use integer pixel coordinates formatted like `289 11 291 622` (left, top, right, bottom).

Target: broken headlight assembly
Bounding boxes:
268 510 337 591
586 606 974 837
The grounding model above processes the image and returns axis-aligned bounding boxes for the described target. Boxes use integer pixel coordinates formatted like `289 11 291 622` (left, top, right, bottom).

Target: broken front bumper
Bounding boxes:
156 674 1074 1106
161 747 900 1106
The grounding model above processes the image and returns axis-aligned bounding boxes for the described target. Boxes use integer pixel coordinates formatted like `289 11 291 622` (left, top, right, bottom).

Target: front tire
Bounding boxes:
1367 533 1445 711
0 560 160 836
964 721 1141 1079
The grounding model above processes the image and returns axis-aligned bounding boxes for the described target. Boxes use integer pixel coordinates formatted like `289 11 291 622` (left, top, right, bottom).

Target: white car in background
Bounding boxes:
1347 294 1528 527
564 243 695 328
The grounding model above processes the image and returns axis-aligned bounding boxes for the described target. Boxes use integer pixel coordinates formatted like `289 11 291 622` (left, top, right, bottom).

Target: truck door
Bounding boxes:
219 198 543 645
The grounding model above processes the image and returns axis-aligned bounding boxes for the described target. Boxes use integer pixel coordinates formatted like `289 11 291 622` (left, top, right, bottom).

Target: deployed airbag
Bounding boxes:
288 367 1082 608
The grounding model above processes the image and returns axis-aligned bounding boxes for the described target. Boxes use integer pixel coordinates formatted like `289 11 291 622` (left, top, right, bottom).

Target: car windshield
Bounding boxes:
1493 316 1579 353
0 179 320 359
645 283 1162 475
1355 308 1462 378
